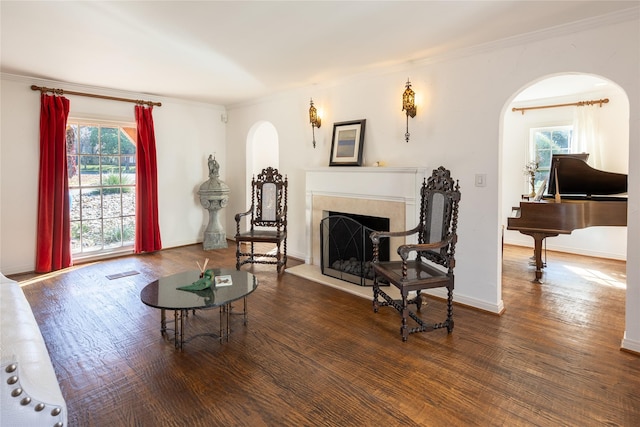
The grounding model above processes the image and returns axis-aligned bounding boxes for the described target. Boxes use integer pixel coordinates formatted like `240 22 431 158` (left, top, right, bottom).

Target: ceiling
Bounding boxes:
1 1 637 106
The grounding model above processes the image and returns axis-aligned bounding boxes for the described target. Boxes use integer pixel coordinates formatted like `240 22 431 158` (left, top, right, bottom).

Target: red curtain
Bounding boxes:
134 105 162 253
35 94 71 273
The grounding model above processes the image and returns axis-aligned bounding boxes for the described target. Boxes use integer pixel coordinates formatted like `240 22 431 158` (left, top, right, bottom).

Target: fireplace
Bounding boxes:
305 167 428 270
320 212 390 286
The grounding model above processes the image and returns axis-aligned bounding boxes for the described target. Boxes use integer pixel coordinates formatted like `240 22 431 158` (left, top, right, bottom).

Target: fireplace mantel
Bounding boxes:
305 166 428 264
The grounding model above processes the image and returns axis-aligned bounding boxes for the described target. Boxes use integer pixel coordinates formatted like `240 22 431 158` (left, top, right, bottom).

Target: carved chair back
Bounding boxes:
250 167 287 231
417 167 461 273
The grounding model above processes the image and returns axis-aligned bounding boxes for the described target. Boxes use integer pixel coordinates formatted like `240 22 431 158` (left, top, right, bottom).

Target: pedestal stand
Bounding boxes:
198 155 230 250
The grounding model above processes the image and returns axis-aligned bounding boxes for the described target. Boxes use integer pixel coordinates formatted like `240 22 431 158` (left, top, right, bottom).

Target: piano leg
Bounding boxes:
521 231 558 283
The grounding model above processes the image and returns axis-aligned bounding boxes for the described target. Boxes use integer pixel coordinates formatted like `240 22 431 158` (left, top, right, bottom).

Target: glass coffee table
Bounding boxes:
140 269 258 350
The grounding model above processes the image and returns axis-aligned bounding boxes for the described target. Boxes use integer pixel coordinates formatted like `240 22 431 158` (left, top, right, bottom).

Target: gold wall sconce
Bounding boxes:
402 79 416 143
309 98 321 148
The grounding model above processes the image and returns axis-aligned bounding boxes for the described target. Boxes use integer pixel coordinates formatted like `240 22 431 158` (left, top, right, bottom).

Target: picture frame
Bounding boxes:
329 119 366 166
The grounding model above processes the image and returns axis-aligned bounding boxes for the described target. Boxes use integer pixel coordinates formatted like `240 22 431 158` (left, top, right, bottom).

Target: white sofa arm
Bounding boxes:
1 273 67 427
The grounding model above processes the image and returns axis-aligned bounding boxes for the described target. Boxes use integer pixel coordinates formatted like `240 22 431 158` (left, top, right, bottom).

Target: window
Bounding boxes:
66 120 136 257
529 125 573 188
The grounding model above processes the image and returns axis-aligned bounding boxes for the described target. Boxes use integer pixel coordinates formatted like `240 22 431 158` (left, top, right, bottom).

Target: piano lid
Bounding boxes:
546 153 627 197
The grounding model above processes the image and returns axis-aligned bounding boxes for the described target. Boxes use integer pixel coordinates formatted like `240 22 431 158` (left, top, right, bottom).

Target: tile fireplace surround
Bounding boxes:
287 166 427 299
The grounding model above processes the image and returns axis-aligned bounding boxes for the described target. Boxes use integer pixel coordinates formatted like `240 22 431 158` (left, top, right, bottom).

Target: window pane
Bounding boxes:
103 188 122 219
81 189 102 220
68 156 79 187
79 126 98 154
529 125 574 193
100 127 120 155
66 124 78 150
552 130 570 149
120 155 135 176
69 188 81 221
538 150 552 169
82 219 103 252
535 132 555 151
79 155 100 186
120 128 136 154
70 220 83 253
122 191 135 216
66 125 78 184
101 156 120 181
103 218 122 248
122 216 135 246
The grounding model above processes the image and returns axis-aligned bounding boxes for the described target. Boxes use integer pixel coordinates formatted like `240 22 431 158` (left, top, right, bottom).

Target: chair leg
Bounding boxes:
446 285 454 333
372 277 379 313
282 239 287 271
401 291 409 342
235 240 241 270
276 242 282 274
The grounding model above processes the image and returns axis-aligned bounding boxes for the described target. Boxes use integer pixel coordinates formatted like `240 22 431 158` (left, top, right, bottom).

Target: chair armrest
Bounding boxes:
397 235 455 261
235 207 253 235
370 225 421 244
234 208 252 223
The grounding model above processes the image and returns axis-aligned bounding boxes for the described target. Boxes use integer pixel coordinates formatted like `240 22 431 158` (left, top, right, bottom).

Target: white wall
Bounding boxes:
503 84 629 260
225 16 640 351
0 74 226 274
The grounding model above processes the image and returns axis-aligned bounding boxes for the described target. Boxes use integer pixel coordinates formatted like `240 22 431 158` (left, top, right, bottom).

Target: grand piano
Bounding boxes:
507 154 627 282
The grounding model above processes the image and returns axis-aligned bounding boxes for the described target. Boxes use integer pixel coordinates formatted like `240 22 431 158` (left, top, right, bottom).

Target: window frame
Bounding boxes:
67 117 137 260
528 124 574 191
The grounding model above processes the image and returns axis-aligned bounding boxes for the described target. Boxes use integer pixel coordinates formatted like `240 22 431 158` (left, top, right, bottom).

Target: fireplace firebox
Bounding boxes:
320 212 389 286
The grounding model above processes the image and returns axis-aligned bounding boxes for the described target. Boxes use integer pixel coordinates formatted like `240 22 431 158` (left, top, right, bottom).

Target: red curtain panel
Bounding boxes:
134 105 162 253
35 94 71 272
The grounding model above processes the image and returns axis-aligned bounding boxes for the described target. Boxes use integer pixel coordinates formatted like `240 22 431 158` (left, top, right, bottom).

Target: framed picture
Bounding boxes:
329 119 366 166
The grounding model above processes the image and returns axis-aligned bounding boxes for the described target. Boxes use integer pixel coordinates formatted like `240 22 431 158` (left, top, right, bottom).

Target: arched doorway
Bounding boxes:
502 73 628 258
500 72 629 317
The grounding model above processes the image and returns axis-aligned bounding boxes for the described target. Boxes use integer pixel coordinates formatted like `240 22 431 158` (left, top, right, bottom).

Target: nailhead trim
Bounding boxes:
2 361 65 426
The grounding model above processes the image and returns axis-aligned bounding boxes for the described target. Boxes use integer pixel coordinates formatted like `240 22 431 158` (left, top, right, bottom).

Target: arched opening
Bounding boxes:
242 121 279 227
500 72 629 314
246 121 279 179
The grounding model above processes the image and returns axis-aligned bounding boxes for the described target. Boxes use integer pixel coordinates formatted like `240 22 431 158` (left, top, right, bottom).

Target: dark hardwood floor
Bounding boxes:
9 243 639 426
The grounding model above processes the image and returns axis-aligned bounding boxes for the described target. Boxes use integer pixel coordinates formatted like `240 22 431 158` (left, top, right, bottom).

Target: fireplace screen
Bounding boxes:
320 212 389 286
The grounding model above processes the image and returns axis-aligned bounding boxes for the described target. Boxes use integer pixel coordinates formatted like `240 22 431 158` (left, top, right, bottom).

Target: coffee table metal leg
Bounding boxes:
174 309 186 350
181 309 186 350
243 296 248 325
217 304 231 343
219 306 223 343
174 310 179 349
226 303 230 341
160 308 166 335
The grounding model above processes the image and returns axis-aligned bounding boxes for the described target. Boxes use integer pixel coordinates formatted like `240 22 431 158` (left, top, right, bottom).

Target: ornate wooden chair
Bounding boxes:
235 167 288 273
370 166 461 341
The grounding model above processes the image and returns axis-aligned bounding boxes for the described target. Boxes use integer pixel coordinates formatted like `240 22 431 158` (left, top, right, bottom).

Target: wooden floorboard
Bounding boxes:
9 243 639 426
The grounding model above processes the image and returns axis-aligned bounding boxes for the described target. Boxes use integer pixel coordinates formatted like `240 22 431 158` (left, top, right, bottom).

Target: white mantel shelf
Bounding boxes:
305 167 428 201
306 166 427 172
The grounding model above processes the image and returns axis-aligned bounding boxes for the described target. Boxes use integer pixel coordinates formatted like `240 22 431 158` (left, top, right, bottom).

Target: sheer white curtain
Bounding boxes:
572 105 602 169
